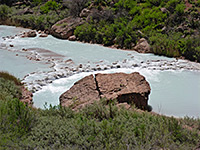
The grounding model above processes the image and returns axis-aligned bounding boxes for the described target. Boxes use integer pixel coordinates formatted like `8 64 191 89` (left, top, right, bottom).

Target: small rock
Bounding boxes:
160 7 168 13
22 48 27 51
133 38 151 53
68 35 76 41
79 64 83 68
39 33 48 37
80 8 90 17
116 65 121 68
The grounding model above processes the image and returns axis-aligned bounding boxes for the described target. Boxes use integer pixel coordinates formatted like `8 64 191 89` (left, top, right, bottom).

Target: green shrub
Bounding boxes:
40 0 61 14
180 36 200 62
0 78 22 101
19 101 200 149
32 0 42 5
149 32 182 57
74 22 96 42
0 71 21 85
175 3 185 15
0 99 35 149
0 4 11 20
0 96 199 149
0 98 35 134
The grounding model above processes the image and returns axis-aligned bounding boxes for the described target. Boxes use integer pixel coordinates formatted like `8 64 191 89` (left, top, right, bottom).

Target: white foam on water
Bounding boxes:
33 68 160 108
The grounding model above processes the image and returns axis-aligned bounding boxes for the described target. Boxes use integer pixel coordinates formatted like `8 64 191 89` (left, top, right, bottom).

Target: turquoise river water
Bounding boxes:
0 25 200 118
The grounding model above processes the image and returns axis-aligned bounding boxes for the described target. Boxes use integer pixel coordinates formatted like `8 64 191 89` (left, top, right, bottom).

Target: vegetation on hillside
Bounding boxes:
0 72 200 149
74 0 200 62
0 0 200 62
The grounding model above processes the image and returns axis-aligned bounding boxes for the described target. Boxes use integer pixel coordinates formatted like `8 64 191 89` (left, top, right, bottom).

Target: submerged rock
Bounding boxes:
60 72 151 110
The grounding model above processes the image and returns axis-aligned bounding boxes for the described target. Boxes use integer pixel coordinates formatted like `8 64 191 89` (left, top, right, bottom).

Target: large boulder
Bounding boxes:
51 17 84 39
60 72 151 110
133 38 151 53
96 73 150 109
60 75 100 109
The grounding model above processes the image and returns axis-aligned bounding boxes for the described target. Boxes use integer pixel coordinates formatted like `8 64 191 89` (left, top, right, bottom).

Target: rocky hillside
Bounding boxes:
0 0 200 62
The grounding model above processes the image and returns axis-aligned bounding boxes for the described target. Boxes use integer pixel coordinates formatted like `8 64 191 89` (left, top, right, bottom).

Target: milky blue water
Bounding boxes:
0 26 50 78
1 25 200 118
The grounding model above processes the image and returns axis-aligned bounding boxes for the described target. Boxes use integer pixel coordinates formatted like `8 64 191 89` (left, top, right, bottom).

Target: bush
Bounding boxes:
40 0 61 14
0 5 11 20
149 32 182 57
0 78 22 101
0 99 35 134
0 83 199 149
180 36 200 62
74 22 97 42
0 99 36 149
175 3 185 15
18 101 200 149
0 71 21 85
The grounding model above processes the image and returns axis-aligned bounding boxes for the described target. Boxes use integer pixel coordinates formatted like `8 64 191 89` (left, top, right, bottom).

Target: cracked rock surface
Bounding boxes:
59 72 151 110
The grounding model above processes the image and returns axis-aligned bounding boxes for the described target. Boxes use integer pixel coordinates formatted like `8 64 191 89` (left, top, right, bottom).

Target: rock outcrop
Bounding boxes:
60 72 151 110
133 38 151 53
51 17 84 39
60 75 99 109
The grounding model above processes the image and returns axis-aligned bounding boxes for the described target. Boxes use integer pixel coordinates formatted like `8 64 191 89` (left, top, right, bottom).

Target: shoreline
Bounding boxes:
1 22 199 65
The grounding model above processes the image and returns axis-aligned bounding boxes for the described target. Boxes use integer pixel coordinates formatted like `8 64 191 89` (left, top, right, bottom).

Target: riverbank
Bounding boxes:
0 73 200 149
1 0 200 62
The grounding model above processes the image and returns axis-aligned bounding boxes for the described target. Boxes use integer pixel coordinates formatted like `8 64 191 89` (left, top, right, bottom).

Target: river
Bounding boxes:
0 25 200 118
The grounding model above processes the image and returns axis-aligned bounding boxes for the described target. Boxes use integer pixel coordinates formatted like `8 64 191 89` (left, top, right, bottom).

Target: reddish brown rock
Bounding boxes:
133 38 151 53
51 17 85 39
96 72 150 110
60 72 151 110
60 75 100 109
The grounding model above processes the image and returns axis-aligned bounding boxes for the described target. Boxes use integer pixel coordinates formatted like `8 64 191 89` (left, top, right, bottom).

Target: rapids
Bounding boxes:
1 25 200 118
